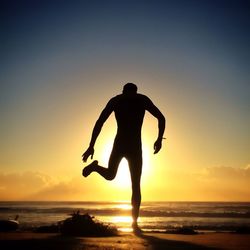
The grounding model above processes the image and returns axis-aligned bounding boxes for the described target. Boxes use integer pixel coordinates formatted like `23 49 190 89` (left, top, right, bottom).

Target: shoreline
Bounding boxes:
1 201 249 233
1 231 250 250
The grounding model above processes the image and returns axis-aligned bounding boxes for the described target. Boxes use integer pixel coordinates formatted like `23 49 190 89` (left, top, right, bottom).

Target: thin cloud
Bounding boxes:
0 171 55 200
0 165 249 201
0 171 112 201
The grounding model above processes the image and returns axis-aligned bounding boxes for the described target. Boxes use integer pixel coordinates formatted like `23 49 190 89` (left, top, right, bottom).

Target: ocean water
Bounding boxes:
0 201 250 232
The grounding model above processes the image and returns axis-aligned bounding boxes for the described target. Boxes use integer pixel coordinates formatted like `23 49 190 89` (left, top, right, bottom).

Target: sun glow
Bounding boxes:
100 141 131 188
99 138 152 190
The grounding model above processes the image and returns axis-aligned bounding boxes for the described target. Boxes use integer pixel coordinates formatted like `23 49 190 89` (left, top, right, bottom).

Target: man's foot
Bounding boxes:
82 160 98 177
132 222 142 235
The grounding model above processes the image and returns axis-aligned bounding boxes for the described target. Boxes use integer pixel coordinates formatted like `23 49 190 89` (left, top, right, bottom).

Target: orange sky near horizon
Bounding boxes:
0 74 249 202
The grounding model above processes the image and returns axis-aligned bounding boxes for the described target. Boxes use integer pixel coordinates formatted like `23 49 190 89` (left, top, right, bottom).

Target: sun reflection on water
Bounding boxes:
114 203 132 210
111 216 133 232
112 216 132 223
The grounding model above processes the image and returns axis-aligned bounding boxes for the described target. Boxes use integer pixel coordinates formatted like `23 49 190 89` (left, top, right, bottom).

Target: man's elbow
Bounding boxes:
159 113 165 124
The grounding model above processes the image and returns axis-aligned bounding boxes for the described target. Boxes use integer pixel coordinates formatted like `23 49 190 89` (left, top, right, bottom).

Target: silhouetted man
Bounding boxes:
82 83 165 232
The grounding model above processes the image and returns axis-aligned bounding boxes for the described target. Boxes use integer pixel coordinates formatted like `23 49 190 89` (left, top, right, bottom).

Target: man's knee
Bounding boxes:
132 186 141 194
131 174 141 189
105 171 116 181
131 182 141 194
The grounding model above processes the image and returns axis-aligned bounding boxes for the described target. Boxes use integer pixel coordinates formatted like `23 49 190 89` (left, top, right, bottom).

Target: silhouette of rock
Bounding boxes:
60 211 118 236
0 215 19 232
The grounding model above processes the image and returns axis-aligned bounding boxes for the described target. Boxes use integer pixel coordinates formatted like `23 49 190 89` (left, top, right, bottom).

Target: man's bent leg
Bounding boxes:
127 152 142 231
82 160 98 177
82 147 122 180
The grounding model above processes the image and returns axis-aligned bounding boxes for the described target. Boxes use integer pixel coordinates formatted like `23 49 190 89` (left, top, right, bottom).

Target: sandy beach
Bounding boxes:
1 231 250 250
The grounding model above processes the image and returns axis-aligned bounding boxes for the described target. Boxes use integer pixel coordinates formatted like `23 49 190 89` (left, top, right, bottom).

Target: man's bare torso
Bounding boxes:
108 93 152 148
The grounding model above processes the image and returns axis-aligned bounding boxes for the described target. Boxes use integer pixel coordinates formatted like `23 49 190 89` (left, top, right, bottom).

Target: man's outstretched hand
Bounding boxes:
82 146 94 162
154 138 162 154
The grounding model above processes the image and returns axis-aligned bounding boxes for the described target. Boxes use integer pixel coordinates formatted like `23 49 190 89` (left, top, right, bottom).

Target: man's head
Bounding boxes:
123 83 137 94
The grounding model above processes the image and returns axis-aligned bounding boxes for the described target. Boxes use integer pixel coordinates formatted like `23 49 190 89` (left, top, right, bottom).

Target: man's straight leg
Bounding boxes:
127 151 142 230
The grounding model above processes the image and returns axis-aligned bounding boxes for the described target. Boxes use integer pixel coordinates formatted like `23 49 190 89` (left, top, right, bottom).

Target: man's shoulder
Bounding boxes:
109 93 151 104
106 95 121 107
137 93 150 99
109 94 121 102
136 93 152 103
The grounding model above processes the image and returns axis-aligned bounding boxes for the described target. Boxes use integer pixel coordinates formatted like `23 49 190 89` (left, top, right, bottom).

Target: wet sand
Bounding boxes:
1 231 250 250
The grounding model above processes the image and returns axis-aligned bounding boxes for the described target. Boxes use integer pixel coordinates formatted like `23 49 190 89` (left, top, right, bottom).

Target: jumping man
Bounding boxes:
82 83 165 232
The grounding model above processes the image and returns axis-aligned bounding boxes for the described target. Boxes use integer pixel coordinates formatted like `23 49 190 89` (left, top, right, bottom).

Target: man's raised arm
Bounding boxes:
82 99 114 162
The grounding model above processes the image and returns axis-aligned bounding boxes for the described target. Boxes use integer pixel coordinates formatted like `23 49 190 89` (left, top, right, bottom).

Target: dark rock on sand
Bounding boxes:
60 211 118 236
0 215 19 232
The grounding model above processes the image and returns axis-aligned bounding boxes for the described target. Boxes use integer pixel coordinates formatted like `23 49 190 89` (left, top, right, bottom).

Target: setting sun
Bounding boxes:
101 140 134 188
100 138 152 190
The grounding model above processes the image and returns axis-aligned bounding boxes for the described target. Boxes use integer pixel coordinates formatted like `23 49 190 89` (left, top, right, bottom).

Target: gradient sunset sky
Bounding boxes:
1 0 249 201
